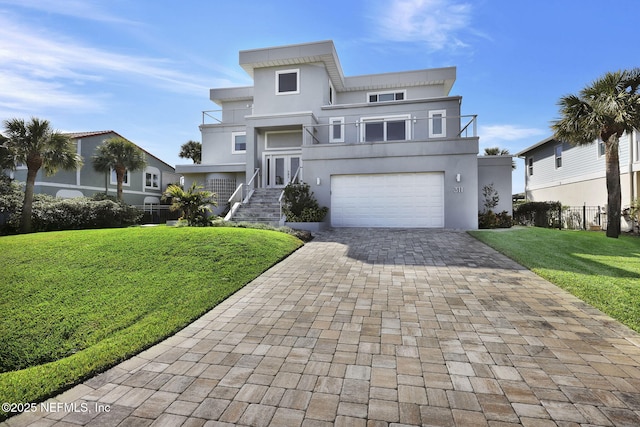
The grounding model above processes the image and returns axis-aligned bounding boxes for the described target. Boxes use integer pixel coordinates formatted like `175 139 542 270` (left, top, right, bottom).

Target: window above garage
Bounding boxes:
360 115 411 143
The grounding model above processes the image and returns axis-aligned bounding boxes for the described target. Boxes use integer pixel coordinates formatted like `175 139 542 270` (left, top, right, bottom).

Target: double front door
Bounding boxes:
265 154 301 188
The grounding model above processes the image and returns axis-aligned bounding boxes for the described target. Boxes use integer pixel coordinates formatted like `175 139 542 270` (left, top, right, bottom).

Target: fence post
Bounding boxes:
583 203 586 230
558 205 562 230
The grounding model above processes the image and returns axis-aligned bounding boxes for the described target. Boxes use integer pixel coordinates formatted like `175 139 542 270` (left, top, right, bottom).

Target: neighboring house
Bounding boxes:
517 130 640 228
177 40 512 229
9 131 180 209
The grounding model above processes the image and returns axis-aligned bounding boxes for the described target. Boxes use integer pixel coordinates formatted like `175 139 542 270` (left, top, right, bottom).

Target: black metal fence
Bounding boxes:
559 205 606 230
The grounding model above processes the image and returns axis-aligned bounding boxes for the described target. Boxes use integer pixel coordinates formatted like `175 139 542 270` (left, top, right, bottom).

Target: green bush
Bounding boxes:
514 201 562 227
0 180 141 234
282 182 328 222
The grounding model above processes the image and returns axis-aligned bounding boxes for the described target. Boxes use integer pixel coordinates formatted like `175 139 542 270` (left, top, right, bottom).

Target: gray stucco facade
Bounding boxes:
177 40 512 229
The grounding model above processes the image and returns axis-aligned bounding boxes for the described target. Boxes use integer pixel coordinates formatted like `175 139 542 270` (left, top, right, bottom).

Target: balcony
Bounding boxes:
302 114 477 145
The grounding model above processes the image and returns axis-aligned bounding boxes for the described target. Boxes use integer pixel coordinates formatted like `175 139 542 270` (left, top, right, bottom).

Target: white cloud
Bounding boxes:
0 0 140 25
0 11 214 114
376 0 473 51
480 124 546 142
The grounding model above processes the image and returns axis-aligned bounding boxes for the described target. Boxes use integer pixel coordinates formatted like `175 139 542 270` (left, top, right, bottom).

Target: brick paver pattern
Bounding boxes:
5 229 640 426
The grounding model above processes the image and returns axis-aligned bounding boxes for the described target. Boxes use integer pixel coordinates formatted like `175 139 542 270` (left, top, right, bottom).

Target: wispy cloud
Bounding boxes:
0 8 221 115
374 0 474 51
0 0 140 25
480 124 546 142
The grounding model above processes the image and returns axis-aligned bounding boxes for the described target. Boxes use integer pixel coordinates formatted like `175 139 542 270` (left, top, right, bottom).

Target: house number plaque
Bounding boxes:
453 186 464 193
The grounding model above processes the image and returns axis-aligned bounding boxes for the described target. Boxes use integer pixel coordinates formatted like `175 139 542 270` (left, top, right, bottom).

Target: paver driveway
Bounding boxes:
6 229 640 427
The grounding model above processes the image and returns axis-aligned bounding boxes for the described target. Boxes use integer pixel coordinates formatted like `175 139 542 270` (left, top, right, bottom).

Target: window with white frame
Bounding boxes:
145 168 160 189
527 157 534 176
232 132 246 153
329 117 344 143
110 168 129 186
276 69 299 94
368 91 405 103
597 139 605 158
360 115 410 143
428 110 446 138
555 144 563 169
635 129 640 162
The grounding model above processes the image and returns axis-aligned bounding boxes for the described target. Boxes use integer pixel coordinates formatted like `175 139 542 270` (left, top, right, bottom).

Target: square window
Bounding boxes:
276 69 299 94
232 132 246 153
110 169 129 186
365 122 384 142
386 120 406 140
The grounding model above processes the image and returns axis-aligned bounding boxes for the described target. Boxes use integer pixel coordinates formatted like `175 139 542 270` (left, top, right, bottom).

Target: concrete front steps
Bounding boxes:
229 188 283 225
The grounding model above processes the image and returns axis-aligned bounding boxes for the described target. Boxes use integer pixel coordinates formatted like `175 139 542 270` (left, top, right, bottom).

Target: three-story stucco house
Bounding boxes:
177 40 512 229
517 131 640 230
9 131 180 209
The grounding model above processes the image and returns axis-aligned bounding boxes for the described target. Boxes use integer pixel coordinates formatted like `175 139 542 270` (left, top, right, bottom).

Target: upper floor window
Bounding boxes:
145 172 159 189
276 69 299 95
428 110 446 138
555 144 563 169
329 117 344 143
368 91 405 103
360 115 410 143
527 157 534 176
232 132 246 154
598 139 605 158
145 166 161 189
110 168 129 186
328 80 335 105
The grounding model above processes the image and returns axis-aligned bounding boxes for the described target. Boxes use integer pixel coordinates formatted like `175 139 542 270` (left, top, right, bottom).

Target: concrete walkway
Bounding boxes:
5 229 640 426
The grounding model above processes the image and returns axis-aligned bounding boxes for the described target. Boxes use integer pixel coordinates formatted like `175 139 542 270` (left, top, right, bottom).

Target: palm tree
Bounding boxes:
0 133 15 172
92 137 146 202
179 140 202 164
163 182 215 226
552 68 640 238
484 147 516 169
2 117 83 233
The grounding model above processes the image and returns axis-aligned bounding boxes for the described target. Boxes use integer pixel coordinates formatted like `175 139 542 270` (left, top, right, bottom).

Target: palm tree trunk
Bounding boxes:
21 167 38 233
605 137 622 237
116 167 125 202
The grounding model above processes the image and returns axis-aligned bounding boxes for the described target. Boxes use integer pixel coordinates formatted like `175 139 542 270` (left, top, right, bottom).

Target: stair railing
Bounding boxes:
224 168 260 221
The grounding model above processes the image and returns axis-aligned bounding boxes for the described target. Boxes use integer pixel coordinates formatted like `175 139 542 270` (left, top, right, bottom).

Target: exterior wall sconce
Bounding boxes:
456 173 461 182
316 177 321 185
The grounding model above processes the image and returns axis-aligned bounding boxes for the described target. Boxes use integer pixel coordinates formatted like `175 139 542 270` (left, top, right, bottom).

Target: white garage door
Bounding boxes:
331 173 444 228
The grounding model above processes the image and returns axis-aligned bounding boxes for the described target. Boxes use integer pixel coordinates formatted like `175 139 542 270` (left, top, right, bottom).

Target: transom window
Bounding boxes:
232 132 246 153
360 115 410 143
276 69 299 94
555 144 563 169
368 91 405 103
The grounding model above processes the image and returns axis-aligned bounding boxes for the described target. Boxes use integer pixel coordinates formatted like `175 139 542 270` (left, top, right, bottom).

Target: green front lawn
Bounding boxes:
469 227 640 333
0 226 302 418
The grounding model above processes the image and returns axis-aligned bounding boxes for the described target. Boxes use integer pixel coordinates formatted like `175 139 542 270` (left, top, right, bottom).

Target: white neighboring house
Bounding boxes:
516 130 640 230
177 40 513 229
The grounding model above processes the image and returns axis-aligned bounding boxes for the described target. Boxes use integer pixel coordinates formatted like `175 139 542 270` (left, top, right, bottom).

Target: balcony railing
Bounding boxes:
302 114 477 145
202 106 253 125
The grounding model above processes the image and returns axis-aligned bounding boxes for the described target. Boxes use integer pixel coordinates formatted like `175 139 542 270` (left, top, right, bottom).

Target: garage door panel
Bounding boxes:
331 173 444 228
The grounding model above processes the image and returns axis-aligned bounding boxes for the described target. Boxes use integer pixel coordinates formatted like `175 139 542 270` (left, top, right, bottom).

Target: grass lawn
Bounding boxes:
469 227 640 333
0 226 302 418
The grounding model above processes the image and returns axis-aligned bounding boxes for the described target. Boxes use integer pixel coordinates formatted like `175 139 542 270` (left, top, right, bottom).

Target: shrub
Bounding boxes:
282 183 328 222
0 181 142 234
478 182 512 229
514 201 562 227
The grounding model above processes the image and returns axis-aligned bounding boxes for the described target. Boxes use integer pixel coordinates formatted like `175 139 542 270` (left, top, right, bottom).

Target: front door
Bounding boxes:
266 154 301 188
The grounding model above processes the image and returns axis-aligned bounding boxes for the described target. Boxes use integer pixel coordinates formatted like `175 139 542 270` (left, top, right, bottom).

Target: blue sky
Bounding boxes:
1 0 638 193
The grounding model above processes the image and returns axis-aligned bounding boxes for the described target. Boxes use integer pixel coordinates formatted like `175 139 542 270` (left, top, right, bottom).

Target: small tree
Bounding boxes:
92 137 146 202
163 182 216 226
282 183 328 222
481 183 499 212
3 117 83 233
179 140 202 164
